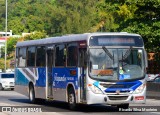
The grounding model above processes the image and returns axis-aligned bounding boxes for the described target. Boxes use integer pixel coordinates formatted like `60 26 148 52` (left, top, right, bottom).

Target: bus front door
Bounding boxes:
79 48 87 102
47 48 53 99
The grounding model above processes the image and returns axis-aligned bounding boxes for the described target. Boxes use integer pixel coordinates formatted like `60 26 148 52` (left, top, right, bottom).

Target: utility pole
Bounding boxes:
5 0 7 72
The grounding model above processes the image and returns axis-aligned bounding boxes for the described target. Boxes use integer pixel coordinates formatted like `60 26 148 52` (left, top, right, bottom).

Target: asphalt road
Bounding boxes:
0 90 160 115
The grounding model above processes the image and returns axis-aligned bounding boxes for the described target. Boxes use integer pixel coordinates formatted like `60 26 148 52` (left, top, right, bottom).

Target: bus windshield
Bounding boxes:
89 47 145 81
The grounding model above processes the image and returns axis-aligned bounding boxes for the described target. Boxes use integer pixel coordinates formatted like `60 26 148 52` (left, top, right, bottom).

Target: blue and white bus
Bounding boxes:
15 32 148 109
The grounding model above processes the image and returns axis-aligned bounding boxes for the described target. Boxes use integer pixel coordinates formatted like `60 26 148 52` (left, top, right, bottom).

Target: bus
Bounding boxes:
15 32 148 110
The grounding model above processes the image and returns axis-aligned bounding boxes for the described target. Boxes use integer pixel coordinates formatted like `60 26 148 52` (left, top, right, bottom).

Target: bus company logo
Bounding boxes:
116 90 120 95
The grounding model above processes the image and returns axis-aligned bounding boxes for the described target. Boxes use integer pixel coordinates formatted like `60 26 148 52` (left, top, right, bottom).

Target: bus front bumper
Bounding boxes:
86 90 146 105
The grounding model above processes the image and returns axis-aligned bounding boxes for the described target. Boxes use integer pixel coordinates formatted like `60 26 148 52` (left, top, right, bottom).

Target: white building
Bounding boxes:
0 30 12 57
0 30 12 37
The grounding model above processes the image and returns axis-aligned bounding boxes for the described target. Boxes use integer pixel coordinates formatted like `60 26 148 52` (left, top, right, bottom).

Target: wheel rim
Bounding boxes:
30 89 33 101
69 94 74 104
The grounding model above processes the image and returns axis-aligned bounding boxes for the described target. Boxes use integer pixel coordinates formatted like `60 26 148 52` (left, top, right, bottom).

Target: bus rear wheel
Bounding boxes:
29 85 36 103
68 87 76 110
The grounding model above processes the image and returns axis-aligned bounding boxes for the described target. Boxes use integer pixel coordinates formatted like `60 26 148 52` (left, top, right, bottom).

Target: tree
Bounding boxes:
117 0 160 52
7 37 19 58
0 0 5 31
1 0 160 53
50 0 98 35
24 31 47 40
7 0 56 35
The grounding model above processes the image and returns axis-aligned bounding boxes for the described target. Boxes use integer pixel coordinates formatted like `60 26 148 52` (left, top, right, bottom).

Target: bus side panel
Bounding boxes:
15 68 30 97
35 68 46 99
15 68 46 99
52 67 78 102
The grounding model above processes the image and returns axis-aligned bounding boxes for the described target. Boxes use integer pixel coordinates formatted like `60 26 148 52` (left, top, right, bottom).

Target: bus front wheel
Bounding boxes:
29 85 36 103
68 87 76 110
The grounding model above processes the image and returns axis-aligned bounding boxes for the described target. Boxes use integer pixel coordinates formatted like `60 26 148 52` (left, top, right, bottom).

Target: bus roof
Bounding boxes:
16 32 141 47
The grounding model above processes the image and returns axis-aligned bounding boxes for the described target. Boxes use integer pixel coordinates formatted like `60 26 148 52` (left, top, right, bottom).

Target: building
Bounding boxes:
0 30 12 57
0 30 12 37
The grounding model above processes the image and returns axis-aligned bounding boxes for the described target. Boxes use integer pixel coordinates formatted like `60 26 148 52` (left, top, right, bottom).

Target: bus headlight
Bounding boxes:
88 84 103 94
133 83 146 94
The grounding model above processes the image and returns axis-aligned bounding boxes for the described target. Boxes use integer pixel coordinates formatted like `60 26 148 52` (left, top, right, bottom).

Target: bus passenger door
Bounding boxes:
46 47 54 99
79 48 87 102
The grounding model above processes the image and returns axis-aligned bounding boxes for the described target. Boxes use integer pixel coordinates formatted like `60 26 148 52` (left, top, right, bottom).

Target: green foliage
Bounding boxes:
117 0 160 52
7 37 19 56
0 58 10 71
24 31 47 40
50 0 98 35
0 37 19 59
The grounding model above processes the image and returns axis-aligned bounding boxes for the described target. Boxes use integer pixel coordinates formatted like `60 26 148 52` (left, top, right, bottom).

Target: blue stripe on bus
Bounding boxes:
53 67 78 89
104 80 142 93
15 67 79 89
35 68 46 87
15 69 29 86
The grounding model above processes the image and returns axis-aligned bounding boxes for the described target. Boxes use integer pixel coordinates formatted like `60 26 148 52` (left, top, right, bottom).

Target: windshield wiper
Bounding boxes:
123 47 132 59
102 46 113 60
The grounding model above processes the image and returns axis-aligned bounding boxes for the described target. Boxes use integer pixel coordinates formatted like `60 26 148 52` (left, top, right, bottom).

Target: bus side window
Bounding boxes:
67 43 78 67
27 46 36 67
18 47 26 67
36 46 46 67
55 44 66 67
79 48 87 68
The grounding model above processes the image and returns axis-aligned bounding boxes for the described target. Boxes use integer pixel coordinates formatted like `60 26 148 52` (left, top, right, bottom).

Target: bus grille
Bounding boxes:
100 83 135 88
108 96 128 100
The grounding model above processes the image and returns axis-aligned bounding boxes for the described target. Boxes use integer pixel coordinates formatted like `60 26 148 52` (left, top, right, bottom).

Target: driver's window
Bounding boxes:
90 49 107 69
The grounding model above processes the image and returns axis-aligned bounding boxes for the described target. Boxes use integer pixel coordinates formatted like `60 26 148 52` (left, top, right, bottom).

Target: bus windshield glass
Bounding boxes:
89 48 145 81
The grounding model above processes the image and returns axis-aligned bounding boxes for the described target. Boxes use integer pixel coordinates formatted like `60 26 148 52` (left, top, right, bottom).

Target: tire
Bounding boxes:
0 84 3 90
68 87 77 110
117 104 129 109
11 88 14 91
29 85 36 103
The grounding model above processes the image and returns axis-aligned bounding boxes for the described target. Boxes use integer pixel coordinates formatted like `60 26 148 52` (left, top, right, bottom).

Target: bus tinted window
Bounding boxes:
55 44 66 67
16 48 19 67
18 47 26 67
89 36 143 47
36 46 46 67
27 46 36 67
67 43 78 67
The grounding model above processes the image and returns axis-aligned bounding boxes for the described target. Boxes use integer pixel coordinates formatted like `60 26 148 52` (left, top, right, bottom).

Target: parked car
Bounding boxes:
151 76 160 83
0 73 14 90
146 74 159 81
